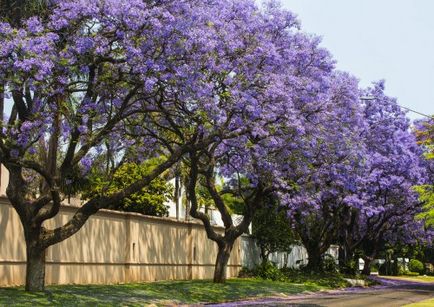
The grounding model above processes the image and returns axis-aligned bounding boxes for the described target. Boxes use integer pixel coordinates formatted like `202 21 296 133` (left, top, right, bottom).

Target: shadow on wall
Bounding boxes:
0 199 242 286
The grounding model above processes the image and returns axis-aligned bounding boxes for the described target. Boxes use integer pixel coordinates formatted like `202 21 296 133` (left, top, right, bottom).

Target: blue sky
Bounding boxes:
281 0 434 120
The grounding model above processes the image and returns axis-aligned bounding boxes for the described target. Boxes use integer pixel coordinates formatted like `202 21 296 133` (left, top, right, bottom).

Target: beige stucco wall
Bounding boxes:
0 198 242 286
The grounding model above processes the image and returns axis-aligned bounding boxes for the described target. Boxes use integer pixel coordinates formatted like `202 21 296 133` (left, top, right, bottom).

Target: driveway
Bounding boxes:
209 278 434 307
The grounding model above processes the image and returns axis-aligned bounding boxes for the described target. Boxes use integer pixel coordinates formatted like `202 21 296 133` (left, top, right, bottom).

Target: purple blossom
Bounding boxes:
25 17 44 34
80 156 93 174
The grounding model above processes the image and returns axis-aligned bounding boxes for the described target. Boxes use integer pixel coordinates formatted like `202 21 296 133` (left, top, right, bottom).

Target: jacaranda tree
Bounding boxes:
184 1 337 282
344 81 426 274
286 71 366 271
414 119 434 227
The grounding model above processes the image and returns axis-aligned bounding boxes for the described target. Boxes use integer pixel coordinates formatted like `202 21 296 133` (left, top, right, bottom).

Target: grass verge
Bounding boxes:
404 298 434 307
0 277 342 306
380 275 434 283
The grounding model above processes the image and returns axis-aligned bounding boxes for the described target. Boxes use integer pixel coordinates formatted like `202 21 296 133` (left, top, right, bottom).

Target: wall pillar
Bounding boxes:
124 215 131 282
188 223 193 280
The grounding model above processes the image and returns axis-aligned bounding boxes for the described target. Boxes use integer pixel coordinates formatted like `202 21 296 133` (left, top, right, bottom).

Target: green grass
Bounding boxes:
404 298 434 307
381 275 434 283
0 278 337 306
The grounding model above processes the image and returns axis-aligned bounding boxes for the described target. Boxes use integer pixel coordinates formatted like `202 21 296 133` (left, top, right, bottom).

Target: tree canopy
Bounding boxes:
0 0 431 290
83 158 173 217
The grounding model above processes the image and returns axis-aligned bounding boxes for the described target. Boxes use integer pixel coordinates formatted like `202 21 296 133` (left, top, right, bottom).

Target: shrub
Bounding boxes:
397 264 406 276
254 262 287 281
403 271 419 276
340 259 358 275
322 254 339 273
409 259 424 274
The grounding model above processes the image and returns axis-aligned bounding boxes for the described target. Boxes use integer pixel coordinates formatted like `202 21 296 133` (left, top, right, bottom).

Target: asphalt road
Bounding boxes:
210 279 434 307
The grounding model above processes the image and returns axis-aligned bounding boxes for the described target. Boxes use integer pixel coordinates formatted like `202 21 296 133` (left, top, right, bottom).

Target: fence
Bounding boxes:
0 198 242 286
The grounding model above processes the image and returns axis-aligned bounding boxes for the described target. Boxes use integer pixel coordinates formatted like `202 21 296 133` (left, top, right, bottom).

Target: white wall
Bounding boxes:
241 235 339 269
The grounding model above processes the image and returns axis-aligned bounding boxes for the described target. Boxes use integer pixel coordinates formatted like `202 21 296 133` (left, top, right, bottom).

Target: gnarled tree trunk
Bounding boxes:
187 152 266 284
24 226 47 291
214 240 234 283
25 243 46 291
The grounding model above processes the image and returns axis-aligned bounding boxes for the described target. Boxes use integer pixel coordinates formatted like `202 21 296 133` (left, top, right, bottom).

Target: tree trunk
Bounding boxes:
213 241 233 283
361 257 372 275
260 246 269 264
25 240 46 291
306 247 322 272
338 245 349 272
339 245 357 274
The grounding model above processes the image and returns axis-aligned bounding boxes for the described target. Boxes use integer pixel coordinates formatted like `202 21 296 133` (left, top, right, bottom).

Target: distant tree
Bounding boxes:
288 72 366 272
414 119 434 227
251 196 297 264
343 82 426 275
83 158 173 217
415 119 434 158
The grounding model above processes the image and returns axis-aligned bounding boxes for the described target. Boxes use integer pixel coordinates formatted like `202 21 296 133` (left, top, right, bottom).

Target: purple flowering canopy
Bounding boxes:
2 0 333 289
279 71 368 270
0 0 430 290
351 82 427 272
182 1 337 282
272 78 428 272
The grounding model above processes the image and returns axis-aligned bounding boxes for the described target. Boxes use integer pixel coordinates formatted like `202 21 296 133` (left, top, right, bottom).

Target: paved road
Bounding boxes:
210 279 434 307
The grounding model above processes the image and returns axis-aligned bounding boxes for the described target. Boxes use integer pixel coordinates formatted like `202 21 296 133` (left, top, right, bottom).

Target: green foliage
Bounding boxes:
379 260 423 276
415 185 434 227
379 263 391 275
251 196 296 261
83 158 173 216
341 259 359 275
253 262 287 281
414 120 434 227
409 259 425 274
194 177 244 215
241 264 350 288
322 254 339 273
397 264 406 276
415 120 434 157
221 192 245 215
